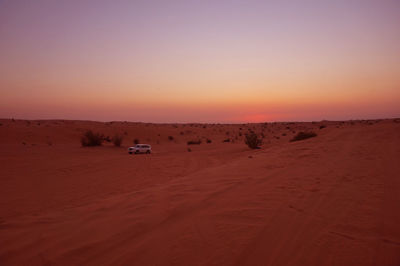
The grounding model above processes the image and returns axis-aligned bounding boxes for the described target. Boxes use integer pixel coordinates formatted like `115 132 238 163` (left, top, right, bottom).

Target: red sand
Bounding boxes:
0 119 399 265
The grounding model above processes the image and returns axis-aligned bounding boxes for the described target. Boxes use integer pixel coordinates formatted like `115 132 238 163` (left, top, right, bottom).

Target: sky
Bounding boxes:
0 0 399 123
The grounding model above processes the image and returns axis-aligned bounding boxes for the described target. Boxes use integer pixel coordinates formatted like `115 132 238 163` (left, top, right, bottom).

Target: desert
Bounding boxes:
1 1 400 265
1 118 399 265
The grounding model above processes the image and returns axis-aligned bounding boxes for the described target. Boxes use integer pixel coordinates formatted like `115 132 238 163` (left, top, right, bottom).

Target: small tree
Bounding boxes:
245 132 262 149
112 134 123 147
81 130 103 147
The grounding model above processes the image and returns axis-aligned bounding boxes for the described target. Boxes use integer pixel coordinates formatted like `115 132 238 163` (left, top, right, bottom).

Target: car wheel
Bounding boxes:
129 152 132 154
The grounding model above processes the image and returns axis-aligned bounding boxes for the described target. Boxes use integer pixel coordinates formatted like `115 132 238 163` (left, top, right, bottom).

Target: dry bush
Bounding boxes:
168 136 174 141
133 138 139 144
112 134 123 147
222 138 230 143
290 131 317 142
206 138 212 143
245 132 262 149
81 130 103 147
187 140 201 145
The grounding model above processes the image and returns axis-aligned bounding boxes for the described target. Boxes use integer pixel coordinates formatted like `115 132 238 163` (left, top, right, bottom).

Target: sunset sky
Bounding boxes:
1 0 399 122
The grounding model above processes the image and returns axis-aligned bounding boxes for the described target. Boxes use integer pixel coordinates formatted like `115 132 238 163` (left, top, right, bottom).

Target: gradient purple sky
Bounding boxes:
1 0 399 122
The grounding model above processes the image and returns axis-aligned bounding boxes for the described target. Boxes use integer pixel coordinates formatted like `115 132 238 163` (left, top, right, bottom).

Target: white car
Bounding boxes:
128 144 152 154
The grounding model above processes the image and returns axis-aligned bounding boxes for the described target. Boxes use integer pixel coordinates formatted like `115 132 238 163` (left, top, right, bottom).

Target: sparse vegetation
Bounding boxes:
245 132 262 149
81 130 103 147
133 138 139 144
319 125 326 129
187 148 192 152
290 131 317 142
187 140 201 145
222 138 230 143
168 136 174 141
206 139 212 143
112 134 123 147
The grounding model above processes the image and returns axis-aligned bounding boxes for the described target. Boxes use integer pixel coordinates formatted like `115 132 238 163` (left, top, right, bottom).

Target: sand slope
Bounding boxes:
0 119 399 265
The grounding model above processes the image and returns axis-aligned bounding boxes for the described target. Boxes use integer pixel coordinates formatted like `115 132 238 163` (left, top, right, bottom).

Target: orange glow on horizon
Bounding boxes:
0 1 399 122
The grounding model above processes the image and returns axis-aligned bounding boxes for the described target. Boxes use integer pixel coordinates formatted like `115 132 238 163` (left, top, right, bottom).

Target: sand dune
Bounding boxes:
0 119 399 265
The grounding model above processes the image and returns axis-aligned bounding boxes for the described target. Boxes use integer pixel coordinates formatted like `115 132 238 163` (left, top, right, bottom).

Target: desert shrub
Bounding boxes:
206 139 212 143
187 148 192 152
187 140 201 145
319 125 326 129
222 138 230 143
112 134 123 147
133 138 139 144
245 132 262 149
103 135 111 142
81 130 103 146
168 136 174 141
290 131 317 142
